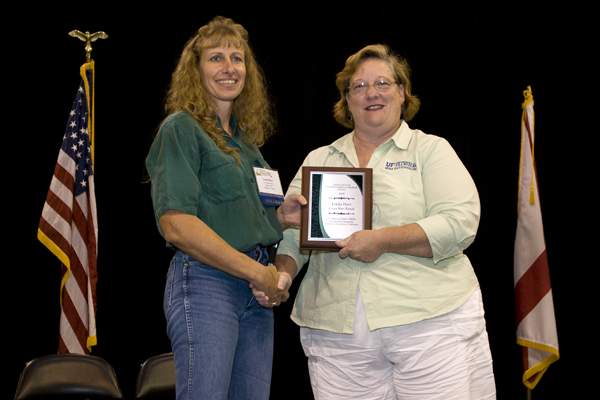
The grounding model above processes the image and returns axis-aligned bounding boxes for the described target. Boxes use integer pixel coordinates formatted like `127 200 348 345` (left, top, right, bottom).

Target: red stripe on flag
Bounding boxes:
38 218 72 258
45 189 72 223
514 250 551 324
61 286 89 351
53 161 75 190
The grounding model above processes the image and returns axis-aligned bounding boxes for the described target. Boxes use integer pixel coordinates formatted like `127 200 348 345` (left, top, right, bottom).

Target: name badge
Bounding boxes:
253 167 284 206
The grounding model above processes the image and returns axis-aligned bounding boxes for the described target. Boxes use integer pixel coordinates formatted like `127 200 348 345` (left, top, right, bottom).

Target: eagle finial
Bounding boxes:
69 30 108 62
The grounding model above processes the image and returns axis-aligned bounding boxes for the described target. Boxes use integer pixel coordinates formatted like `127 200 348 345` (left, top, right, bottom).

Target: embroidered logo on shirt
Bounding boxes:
384 161 417 170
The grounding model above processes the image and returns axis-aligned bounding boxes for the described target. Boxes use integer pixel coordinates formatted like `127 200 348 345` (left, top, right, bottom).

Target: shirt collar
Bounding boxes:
389 120 412 149
216 115 240 137
329 120 413 156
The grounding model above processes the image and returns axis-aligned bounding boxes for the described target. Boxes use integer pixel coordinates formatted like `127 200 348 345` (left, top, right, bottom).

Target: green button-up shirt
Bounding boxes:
278 121 480 333
146 112 282 251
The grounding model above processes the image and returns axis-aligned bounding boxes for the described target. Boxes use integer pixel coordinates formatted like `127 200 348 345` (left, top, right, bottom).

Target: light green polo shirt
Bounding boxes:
278 121 480 333
145 111 282 251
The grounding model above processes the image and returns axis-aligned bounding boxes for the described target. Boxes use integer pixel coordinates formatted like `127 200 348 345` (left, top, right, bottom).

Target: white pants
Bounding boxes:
300 288 496 400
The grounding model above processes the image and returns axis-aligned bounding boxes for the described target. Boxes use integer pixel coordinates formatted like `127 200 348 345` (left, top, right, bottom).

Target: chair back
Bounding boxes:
14 353 123 399
135 353 175 399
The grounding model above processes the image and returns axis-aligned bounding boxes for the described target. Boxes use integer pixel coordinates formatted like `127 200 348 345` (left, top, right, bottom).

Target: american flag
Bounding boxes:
514 86 559 389
37 62 98 354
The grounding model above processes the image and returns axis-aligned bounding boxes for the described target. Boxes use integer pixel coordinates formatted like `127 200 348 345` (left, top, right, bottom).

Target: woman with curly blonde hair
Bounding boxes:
146 16 304 400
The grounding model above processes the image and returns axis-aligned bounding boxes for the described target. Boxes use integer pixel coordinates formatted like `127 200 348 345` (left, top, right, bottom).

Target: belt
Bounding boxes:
244 243 278 265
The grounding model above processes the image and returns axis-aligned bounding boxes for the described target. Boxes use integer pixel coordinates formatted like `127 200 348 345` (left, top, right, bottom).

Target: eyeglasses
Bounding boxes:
348 78 398 95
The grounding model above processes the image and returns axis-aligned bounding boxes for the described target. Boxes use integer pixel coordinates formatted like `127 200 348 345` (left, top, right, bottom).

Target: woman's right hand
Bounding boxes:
250 267 292 308
336 230 386 262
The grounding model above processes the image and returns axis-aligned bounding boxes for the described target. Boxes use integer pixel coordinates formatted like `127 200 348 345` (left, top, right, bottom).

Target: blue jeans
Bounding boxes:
164 250 273 400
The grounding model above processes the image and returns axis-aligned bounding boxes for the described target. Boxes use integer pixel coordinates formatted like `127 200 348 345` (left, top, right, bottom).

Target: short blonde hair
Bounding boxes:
333 44 420 128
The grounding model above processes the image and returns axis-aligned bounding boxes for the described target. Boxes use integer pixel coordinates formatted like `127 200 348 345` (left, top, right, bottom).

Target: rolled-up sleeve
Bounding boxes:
416 138 480 263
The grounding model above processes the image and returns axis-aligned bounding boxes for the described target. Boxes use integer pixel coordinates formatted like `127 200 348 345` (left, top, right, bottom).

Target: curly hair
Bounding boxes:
333 44 420 128
164 16 275 159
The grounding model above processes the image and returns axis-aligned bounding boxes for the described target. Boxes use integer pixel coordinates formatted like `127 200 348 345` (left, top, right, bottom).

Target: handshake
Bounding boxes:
249 263 293 308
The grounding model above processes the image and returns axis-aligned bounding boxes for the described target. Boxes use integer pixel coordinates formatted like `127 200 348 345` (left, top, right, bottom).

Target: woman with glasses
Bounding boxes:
145 16 305 400
255 44 496 399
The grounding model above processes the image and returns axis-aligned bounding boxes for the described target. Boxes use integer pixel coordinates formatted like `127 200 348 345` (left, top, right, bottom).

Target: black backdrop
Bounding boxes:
6 4 593 399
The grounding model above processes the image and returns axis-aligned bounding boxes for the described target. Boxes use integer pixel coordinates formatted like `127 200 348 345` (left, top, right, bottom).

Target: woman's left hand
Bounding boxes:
336 230 385 263
276 193 307 229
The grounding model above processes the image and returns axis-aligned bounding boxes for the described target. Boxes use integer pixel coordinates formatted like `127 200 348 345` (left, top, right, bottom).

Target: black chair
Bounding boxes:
14 353 123 399
135 353 175 400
